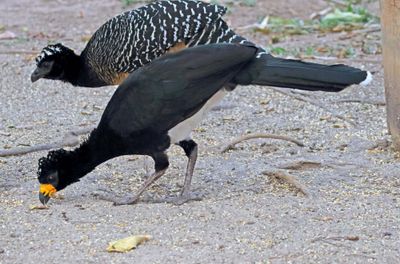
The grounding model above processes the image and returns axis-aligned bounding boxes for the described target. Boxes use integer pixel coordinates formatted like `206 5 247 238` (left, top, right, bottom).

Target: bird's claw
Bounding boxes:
93 190 139 206
166 193 203 205
112 196 140 206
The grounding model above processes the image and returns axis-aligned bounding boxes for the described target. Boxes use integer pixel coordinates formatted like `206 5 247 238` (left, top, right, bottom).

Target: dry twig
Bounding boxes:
220 133 304 153
0 126 95 157
311 236 360 247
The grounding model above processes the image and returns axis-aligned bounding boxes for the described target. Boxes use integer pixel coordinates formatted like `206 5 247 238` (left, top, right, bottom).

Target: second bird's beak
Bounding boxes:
31 67 50 83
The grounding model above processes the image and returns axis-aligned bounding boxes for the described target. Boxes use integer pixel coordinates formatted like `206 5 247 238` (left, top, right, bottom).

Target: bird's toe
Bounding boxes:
166 193 203 206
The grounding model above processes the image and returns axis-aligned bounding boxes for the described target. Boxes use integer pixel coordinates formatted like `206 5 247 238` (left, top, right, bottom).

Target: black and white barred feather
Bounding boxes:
33 0 265 85
81 0 264 83
34 0 263 84
34 0 369 89
35 44 64 64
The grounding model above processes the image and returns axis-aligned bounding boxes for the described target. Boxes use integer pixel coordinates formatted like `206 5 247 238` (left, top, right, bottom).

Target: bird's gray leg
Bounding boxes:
168 140 202 205
180 140 198 196
113 152 169 206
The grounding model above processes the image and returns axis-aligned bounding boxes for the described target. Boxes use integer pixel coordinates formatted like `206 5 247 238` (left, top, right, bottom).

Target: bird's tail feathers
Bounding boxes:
235 54 372 92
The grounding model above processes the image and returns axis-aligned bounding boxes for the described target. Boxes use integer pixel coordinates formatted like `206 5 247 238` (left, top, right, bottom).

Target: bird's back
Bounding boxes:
82 0 234 84
98 44 257 141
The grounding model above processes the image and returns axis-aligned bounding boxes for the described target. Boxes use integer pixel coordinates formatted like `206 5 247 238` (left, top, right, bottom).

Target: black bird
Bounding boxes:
31 0 371 90
38 43 258 206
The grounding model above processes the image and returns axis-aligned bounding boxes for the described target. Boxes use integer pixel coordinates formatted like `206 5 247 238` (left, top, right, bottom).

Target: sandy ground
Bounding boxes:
0 0 399 263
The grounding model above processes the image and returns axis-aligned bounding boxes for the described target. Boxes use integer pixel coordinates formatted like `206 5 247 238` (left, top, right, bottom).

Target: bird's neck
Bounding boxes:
63 53 108 87
58 129 122 187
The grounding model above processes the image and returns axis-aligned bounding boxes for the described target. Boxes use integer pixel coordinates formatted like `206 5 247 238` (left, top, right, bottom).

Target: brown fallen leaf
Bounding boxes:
107 235 151 253
346 236 360 241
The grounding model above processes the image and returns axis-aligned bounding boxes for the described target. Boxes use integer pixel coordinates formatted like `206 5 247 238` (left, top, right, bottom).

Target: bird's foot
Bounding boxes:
165 192 203 206
93 190 140 206
112 195 140 206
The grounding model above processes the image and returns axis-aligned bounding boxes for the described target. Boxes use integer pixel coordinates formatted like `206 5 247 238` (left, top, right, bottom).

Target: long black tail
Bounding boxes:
234 53 372 92
194 19 371 92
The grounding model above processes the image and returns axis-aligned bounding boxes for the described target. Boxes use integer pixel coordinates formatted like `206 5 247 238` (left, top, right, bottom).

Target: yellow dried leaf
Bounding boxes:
106 235 151 253
30 205 49 210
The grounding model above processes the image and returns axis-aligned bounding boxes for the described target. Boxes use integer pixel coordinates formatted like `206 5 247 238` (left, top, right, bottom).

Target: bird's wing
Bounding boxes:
99 44 256 136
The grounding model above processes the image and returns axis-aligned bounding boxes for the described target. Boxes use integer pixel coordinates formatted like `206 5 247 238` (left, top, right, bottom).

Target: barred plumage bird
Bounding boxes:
31 0 371 89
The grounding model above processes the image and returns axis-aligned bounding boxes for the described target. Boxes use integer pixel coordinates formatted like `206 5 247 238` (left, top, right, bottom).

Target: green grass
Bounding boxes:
267 44 360 59
252 3 378 44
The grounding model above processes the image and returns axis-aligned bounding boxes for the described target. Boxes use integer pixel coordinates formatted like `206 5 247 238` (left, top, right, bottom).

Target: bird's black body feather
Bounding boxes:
101 44 255 136
37 44 257 202
234 54 368 91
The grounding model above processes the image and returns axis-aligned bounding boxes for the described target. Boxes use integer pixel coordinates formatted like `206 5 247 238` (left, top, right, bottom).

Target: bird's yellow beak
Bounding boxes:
39 184 56 205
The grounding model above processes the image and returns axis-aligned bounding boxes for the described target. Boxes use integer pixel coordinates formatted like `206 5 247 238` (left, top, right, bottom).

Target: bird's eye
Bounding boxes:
42 61 52 67
47 173 57 183
46 172 59 186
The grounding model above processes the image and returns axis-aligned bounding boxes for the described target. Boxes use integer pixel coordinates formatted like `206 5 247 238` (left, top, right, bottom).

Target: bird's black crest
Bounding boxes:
35 43 74 65
37 149 68 179
37 130 97 179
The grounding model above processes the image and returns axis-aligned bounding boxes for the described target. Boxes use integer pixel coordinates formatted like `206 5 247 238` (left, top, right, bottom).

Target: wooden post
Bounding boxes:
381 0 400 150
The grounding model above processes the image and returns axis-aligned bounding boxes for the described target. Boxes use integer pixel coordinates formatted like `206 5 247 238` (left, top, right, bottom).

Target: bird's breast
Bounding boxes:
167 88 228 144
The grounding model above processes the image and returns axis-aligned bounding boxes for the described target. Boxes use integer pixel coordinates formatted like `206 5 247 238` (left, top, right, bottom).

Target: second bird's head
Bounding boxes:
31 43 77 83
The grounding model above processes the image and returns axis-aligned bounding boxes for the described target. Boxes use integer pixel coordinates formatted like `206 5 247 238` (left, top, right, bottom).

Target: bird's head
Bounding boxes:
31 43 77 83
37 149 70 205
